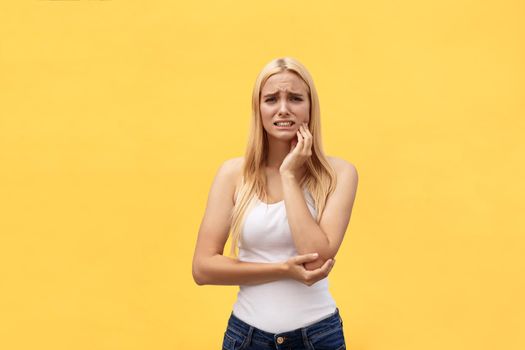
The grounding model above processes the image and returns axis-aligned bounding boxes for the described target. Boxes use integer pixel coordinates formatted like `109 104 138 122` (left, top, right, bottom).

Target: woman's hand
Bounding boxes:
279 122 313 178
283 253 335 286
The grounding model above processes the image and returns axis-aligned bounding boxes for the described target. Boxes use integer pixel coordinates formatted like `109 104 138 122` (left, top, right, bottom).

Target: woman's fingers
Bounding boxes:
287 254 337 286
290 138 297 151
319 258 335 278
300 123 312 155
304 258 334 285
294 253 319 264
296 131 304 150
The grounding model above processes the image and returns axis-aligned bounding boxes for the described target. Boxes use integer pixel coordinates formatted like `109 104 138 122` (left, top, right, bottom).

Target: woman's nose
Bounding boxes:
278 99 290 114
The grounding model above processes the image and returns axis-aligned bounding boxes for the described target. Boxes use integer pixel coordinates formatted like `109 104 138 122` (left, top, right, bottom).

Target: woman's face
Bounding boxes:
259 71 310 141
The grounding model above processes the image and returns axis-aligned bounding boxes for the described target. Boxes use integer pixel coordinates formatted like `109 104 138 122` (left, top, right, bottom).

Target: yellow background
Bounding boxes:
0 1 523 349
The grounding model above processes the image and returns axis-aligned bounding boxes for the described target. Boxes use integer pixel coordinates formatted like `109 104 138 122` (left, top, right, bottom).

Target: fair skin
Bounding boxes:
192 71 358 286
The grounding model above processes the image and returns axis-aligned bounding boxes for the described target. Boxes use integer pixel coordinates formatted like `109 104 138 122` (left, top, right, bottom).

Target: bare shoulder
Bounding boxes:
222 156 244 202
218 156 243 178
224 156 244 169
327 156 358 179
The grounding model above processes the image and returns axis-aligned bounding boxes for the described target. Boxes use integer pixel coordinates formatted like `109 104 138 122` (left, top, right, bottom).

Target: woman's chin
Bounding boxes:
269 133 295 141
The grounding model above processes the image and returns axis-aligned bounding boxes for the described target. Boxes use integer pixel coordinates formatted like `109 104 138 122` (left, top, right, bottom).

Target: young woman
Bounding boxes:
192 57 358 350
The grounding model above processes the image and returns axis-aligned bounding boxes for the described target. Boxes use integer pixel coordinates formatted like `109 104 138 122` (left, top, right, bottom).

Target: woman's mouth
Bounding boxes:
273 121 295 129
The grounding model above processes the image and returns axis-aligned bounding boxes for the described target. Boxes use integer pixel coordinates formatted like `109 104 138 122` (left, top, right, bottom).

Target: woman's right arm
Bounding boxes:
191 158 334 286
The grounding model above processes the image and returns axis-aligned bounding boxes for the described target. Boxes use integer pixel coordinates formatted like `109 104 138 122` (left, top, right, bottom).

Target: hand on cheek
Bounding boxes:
279 122 313 176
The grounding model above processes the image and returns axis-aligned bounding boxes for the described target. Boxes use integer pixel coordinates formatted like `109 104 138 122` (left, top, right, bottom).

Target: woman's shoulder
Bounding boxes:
327 156 357 174
326 157 358 202
222 156 244 174
221 157 244 197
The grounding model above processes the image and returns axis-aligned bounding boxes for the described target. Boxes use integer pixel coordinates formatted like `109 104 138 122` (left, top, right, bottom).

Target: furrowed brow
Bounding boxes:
262 91 304 98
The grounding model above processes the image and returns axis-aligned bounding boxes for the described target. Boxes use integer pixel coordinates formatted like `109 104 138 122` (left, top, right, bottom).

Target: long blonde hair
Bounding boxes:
228 57 337 257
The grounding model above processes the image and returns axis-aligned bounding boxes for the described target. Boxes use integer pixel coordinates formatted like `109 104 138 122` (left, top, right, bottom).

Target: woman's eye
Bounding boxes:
264 97 302 102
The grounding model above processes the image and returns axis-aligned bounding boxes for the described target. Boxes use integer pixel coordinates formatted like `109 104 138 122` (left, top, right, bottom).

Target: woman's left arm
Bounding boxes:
281 160 358 270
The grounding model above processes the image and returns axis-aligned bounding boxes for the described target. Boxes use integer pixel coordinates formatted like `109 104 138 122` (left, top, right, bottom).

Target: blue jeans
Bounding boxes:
222 307 346 350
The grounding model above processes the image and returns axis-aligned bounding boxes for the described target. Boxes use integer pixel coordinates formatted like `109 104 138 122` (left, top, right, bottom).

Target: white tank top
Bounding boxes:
231 187 337 333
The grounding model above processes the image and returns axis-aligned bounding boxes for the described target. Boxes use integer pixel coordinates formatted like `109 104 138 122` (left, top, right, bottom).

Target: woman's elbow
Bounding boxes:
192 261 207 286
303 253 335 271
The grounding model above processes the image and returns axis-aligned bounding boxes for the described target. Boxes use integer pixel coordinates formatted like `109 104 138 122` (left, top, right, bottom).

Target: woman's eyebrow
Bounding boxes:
263 91 304 98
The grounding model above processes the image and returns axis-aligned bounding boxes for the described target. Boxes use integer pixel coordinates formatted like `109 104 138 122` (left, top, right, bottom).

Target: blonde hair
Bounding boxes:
228 57 337 257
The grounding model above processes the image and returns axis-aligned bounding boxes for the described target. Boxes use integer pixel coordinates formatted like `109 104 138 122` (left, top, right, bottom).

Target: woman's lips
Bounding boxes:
273 121 295 129
274 124 295 129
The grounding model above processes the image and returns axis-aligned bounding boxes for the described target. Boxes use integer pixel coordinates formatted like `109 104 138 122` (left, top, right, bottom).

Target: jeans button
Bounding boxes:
276 336 285 344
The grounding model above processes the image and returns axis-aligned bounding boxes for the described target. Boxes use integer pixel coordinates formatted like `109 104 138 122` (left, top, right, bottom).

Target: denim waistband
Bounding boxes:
226 307 342 348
